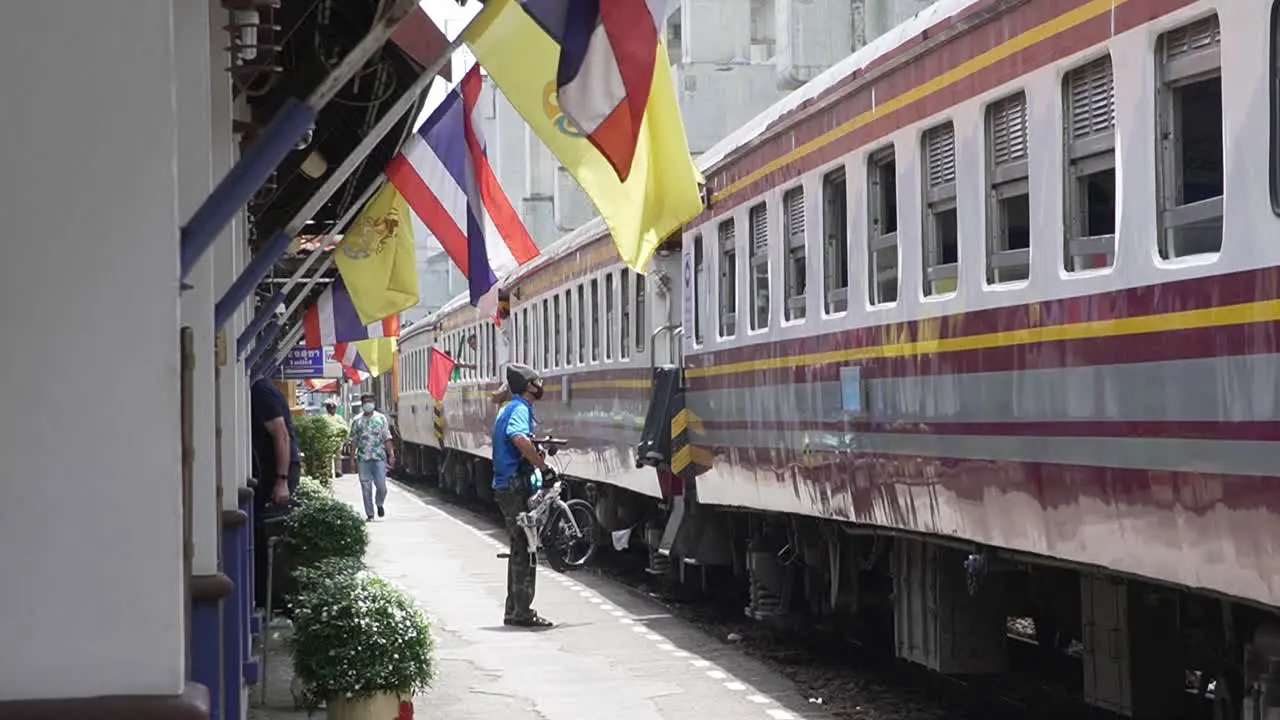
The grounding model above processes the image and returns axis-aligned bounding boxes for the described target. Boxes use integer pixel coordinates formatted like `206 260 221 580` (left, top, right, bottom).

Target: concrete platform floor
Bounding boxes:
253 476 831 720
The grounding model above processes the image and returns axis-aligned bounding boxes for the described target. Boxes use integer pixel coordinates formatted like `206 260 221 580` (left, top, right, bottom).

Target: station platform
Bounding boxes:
262 477 832 720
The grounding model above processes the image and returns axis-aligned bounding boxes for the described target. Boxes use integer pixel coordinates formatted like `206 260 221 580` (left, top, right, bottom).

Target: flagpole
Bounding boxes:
213 12 480 333
231 178 379 356
266 323 308 373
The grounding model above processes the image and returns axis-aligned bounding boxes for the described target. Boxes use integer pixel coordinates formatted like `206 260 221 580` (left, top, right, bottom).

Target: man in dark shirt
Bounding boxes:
249 376 300 510
249 376 301 613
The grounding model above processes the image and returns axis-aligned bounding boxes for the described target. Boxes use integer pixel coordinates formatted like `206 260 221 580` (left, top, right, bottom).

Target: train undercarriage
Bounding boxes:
398 440 1280 720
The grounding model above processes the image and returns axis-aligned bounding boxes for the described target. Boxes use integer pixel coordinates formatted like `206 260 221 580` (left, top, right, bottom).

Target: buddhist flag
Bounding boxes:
427 347 456 402
464 0 704 272
333 183 421 326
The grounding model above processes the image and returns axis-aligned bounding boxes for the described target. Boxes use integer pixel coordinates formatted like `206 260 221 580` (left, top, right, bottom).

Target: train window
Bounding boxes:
541 299 550 370
1063 55 1117 271
489 323 497 378
717 219 737 337
1271 0 1280 215
619 271 631 359
985 92 1031 284
509 316 517 366
748 203 770 330
782 187 807 321
521 308 530 368
576 284 586 361
822 168 849 313
1156 14 1224 259
922 122 959 295
866 148 898 304
605 272 616 361
635 273 647 352
552 294 561 368
563 290 574 365
692 235 706 344
590 278 601 362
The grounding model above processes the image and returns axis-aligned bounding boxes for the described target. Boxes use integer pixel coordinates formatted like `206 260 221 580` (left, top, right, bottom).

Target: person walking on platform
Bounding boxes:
492 363 555 628
348 392 395 521
322 399 347 477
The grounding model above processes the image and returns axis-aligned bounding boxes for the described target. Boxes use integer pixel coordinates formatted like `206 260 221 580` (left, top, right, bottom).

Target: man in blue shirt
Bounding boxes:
493 363 555 628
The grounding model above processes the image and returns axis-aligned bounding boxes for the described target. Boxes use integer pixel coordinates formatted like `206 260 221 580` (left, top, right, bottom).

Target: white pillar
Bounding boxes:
178 0 219 578
211 2 248 511
0 1 185 701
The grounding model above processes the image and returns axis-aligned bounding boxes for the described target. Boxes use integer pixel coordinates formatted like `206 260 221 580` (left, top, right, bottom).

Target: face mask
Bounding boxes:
530 384 544 401
362 403 375 413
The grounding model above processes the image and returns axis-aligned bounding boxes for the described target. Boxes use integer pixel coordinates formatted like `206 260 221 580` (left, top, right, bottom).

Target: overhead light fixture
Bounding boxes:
300 150 327 180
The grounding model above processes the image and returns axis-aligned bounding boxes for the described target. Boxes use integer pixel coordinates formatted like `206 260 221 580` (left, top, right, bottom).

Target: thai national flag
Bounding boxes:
521 0 663 182
385 66 538 312
331 342 371 383
302 276 400 348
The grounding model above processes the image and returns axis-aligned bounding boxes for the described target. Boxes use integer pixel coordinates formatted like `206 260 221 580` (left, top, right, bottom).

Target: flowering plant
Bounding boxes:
293 476 330 506
292 555 365 595
289 572 436 708
283 495 368 569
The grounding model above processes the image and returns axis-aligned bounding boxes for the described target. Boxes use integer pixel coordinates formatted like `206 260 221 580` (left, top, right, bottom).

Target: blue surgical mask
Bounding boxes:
362 403 374 413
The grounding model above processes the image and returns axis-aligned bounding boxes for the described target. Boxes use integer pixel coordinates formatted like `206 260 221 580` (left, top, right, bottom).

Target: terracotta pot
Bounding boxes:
326 692 407 720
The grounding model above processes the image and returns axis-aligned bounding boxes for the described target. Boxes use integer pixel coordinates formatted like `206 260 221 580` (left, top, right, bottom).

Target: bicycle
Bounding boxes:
515 435 597 572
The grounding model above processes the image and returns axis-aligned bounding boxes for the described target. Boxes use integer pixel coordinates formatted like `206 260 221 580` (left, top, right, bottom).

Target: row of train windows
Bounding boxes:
691 12 1275 343
400 323 501 392
407 269 654 386
508 269 649 375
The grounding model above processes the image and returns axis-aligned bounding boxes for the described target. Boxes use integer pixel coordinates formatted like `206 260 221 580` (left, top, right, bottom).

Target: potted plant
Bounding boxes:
284 495 369 570
290 572 436 718
292 556 366 596
294 476 331 506
295 415 348 487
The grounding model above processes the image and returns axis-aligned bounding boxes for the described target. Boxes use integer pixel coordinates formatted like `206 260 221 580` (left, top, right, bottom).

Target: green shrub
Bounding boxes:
284 495 368 569
292 556 366 595
290 573 435 708
294 476 330 506
295 415 347 482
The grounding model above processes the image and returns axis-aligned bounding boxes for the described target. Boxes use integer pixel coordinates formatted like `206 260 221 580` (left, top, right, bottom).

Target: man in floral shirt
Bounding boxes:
347 392 396 521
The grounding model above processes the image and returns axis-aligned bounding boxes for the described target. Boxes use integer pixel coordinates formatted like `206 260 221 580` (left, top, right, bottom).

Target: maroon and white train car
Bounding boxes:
400 0 1280 714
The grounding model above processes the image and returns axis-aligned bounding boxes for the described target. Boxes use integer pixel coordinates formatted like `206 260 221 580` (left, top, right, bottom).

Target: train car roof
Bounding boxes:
414 0 976 335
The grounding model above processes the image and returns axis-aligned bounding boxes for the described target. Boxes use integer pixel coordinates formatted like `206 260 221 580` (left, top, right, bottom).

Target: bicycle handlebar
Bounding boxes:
532 435 568 447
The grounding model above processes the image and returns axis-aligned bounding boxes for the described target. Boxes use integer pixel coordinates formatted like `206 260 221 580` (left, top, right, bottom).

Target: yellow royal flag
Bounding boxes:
464 0 704 272
334 182 420 325
354 337 397 378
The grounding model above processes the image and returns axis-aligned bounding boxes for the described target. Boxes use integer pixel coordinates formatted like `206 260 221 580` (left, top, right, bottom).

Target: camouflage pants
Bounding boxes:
496 488 537 621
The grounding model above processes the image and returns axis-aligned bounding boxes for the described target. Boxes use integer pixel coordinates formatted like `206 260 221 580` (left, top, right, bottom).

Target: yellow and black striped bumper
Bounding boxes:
669 396 712 481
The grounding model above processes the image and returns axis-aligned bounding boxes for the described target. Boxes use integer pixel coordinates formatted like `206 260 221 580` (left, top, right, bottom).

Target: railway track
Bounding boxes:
395 477 1130 720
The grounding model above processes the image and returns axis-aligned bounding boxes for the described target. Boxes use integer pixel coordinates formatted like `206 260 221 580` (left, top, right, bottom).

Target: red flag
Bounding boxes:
427 347 456 402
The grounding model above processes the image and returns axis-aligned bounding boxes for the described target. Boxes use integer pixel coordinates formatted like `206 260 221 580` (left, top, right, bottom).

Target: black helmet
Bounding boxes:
505 363 541 395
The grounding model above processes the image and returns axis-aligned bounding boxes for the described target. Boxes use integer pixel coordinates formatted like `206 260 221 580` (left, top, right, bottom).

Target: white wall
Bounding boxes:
0 0 186 700
212 2 249 510
177 0 219 578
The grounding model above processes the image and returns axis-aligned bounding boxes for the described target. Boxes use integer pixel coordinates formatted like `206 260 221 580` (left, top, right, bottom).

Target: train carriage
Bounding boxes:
399 0 1280 715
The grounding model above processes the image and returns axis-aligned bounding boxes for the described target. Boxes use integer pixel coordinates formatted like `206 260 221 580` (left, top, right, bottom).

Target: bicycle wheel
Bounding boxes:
544 498 597 572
